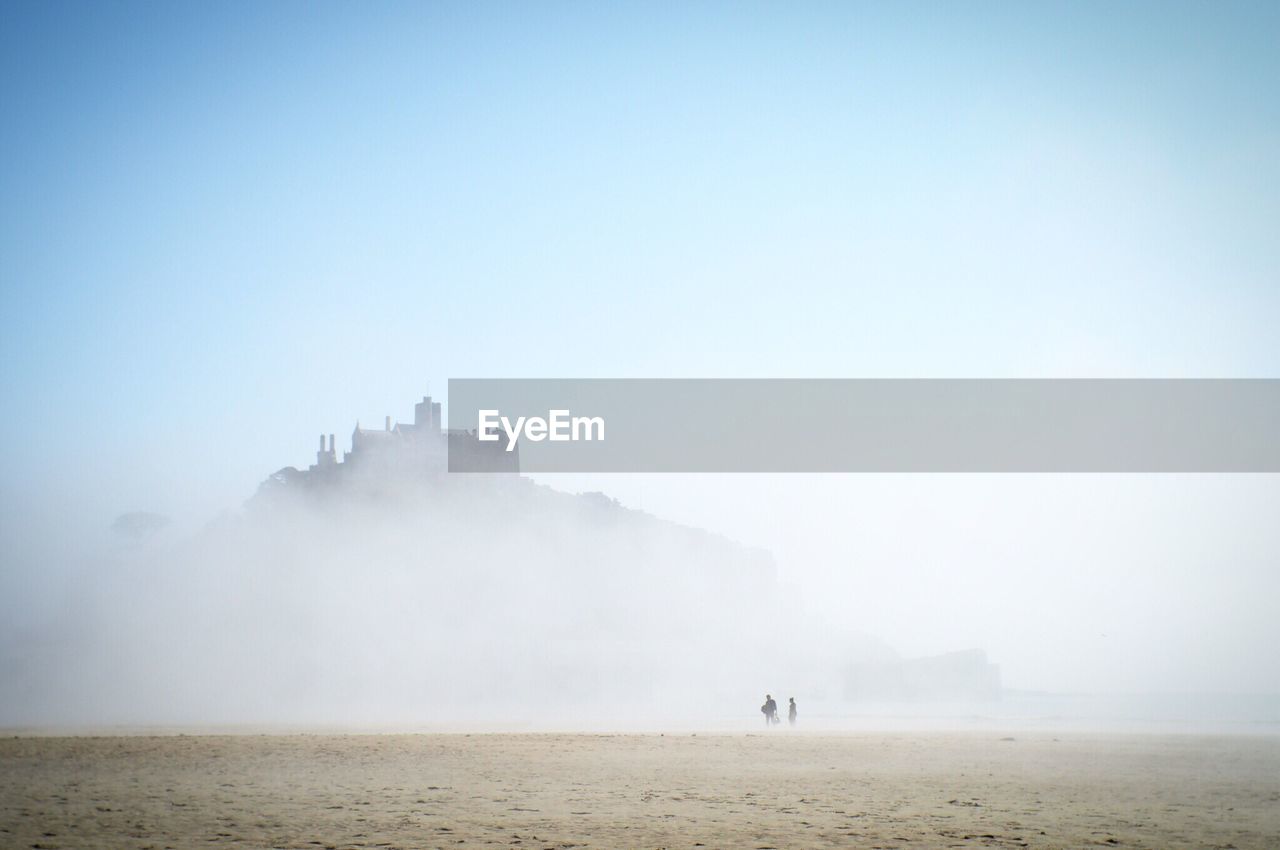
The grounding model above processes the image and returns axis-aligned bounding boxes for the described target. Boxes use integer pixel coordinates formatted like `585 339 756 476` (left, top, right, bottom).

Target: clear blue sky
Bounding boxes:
2 1 1279 524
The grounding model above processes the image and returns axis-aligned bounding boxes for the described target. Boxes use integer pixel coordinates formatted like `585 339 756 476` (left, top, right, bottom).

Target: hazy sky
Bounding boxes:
2 2 1279 698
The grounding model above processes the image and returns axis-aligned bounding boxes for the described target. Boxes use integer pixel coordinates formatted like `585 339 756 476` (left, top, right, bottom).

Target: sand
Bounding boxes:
2 731 1277 849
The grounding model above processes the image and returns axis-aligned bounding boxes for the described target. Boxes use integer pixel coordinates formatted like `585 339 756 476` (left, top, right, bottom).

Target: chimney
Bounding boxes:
319 434 325 452
385 415 391 431
328 434 335 453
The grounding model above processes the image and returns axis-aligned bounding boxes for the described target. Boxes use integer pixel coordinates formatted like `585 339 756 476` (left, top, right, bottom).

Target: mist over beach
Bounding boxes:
3 421 1278 732
3 1 1280 848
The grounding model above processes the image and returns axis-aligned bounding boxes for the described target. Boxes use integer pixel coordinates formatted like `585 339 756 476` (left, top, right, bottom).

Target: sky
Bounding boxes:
2 1 1279 701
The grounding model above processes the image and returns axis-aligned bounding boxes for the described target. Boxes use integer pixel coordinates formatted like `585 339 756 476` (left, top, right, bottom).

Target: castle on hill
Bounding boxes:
301 394 519 485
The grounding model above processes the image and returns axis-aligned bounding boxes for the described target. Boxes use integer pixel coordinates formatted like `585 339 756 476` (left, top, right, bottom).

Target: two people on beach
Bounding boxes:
761 695 797 727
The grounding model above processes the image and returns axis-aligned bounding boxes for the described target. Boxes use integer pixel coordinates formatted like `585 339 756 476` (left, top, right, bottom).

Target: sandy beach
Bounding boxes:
2 731 1277 849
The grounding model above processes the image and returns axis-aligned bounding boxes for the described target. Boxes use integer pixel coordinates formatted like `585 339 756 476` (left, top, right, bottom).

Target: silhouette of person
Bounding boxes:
788 697 797 726
762 694 778 726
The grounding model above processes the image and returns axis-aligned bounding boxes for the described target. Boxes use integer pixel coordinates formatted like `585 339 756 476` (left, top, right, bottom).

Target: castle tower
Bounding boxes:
317 434 336 467
414 395 442 434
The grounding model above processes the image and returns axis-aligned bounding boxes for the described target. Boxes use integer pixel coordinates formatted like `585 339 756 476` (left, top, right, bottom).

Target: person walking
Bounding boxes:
761 694 778 726
788 697 797 727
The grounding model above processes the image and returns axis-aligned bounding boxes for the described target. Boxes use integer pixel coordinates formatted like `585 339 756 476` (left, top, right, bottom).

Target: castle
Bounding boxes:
304 394 519 484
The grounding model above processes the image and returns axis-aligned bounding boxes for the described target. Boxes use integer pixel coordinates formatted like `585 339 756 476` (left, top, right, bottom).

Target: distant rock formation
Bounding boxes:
190 393 785 720
111 511 170 540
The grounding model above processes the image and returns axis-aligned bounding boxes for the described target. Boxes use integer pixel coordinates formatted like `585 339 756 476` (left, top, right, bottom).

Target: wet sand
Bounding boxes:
2 731 1277 849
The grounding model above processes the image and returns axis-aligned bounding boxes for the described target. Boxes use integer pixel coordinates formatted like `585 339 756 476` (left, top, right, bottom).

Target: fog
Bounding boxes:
2 455 1277 731
551 473 1280 696
0 469 863 728
4 0 1279 733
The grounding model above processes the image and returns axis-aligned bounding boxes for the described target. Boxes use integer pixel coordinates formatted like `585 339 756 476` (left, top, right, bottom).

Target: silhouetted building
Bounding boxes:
294 394 518 487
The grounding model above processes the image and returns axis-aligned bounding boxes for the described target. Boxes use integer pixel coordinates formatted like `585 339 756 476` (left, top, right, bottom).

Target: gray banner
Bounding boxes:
447 379 1280 472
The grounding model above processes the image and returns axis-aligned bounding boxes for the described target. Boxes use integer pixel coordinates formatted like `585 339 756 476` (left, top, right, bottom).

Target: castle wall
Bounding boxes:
300 395 518 485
